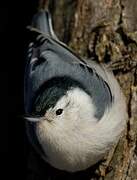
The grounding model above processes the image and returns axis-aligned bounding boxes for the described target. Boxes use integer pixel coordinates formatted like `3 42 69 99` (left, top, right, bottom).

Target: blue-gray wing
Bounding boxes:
24 32 112 119
24 10 113 120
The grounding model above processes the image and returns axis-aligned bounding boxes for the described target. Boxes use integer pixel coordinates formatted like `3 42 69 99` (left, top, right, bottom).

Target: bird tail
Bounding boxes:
30 10 57 39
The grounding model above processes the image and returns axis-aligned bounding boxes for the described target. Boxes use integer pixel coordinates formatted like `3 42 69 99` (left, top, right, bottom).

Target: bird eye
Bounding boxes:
56 109 63 116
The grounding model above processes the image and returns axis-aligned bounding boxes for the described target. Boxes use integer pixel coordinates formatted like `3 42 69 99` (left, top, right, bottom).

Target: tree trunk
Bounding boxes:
26 0 137 179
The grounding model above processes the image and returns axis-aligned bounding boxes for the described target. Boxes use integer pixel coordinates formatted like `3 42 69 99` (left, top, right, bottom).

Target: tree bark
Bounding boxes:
26 0 137 179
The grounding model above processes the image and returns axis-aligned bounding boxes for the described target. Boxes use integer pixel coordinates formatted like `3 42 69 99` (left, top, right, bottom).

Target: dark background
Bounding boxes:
7 1 38 179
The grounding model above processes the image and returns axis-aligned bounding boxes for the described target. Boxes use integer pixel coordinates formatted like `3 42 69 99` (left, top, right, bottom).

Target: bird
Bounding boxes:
24 9 127 172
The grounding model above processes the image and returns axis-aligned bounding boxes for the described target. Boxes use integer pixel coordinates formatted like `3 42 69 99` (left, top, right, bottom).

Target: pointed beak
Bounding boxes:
25 116 42 122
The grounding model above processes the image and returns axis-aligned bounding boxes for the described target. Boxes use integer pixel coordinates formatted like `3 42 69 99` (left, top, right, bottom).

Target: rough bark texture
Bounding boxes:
26 0 137 179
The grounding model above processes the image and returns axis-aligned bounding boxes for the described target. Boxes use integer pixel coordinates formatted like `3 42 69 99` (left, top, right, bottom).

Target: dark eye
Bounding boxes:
56 109 63 116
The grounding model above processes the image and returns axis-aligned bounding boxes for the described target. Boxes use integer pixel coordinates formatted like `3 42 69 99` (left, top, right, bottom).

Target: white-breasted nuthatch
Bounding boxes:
24 10 127 172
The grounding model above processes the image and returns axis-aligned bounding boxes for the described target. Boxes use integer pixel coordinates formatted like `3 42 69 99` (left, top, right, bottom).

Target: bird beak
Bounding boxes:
25 116 42 122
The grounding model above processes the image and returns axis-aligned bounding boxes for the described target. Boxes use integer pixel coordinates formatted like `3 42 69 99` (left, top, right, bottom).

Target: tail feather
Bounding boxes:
31 10 57 39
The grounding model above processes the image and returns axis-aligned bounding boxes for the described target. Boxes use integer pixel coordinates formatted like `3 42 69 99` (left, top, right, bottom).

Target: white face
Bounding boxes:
41 87 97 128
